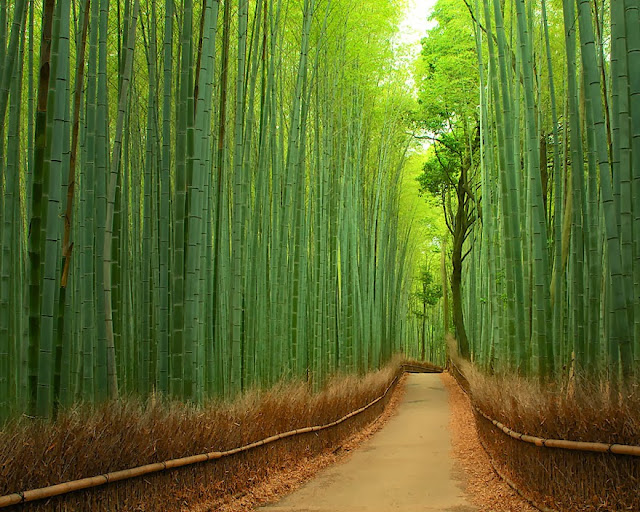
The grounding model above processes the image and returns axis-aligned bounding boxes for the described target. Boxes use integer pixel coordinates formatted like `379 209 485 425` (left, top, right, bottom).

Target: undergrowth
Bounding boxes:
450 340 640 511
0 356 427 511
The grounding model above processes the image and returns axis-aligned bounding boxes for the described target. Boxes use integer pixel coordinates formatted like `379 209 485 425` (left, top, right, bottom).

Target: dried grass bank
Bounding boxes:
452 355 640 511
0 359 438 511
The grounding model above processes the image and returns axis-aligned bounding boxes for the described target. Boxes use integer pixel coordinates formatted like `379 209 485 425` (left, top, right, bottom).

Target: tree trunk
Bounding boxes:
441 238 449 334
421 282 426 361
451 238 470 359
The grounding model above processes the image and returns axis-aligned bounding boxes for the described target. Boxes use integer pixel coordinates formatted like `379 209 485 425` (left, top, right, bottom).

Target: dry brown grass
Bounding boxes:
449 344 640 512
0 359 412 511
203 372 411 512
443 372 537 512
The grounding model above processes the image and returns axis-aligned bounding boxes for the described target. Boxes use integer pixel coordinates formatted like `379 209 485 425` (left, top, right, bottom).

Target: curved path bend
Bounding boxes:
257 373 477 512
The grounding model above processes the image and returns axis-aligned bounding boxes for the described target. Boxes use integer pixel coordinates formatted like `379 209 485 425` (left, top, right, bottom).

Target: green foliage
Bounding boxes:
412 0 480 359
415 268 442 307
416 134 463 198
398 152 447 257
413 0 480 236
0 0 423 419
414 0 478 133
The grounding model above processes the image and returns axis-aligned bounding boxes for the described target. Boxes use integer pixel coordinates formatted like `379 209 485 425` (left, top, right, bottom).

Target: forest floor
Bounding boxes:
255 372 477 511
206 373 536 512
443 373 537 512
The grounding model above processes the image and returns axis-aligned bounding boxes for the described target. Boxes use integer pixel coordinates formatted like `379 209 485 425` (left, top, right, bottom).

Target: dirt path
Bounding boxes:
257 373 477 512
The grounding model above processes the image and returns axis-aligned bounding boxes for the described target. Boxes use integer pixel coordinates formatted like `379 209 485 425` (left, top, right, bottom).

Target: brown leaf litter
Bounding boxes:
193 373 409 512
442 371 538 512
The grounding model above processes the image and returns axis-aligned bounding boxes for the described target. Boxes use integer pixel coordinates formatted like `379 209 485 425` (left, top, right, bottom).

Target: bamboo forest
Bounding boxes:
0 0 638 509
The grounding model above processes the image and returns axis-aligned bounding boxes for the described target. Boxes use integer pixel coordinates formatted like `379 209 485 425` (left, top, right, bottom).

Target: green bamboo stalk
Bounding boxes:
611 0 635 366
625 0 640 363
0 0 27 126
186 0 219 400
542 0 563 377
25 0 34 219
158 0 173 396
514 0 552 376
240 0 266 388
27 0 56 415
577 0 634 382
37 0 71 417
92 0 110 402
289 0 314 376
230 0 249 395
483 0 525 371
171 0 194 399
0 0 6 67
560 0 586 375
141 15 155 396
0 13 25 420
58 0 90 409
104 0 140 400
79 0 100 401
53 13 73 412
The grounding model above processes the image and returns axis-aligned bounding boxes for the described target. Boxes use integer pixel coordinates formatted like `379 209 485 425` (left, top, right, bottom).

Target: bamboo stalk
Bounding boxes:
104 0 140 400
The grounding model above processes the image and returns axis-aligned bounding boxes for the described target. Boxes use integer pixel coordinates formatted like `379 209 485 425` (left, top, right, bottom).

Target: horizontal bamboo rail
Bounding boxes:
450 360 640 457
476 434 557 512
0 363 441 508
474 406 640 456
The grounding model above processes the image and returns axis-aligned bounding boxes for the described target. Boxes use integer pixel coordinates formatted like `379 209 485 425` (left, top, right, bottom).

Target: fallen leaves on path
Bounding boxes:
192 374 408 512
443 371 537 512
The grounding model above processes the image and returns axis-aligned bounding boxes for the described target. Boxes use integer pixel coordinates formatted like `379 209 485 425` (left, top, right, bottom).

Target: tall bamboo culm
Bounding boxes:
461 0 639 389
0 0 416 418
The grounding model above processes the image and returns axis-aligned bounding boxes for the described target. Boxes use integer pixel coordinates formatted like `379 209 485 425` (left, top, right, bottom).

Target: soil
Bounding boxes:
203 372 539 512
442 372 537 512
256 373 477 511
196 374 410 512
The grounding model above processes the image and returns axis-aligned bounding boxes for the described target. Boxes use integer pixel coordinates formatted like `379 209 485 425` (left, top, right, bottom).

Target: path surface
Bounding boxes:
258 373 477 512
